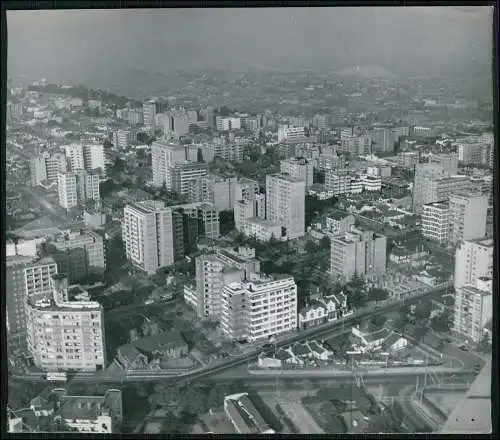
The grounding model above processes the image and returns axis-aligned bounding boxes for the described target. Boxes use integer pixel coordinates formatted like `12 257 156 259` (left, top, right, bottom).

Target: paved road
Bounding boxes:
10 286 450 385
104 297 182 320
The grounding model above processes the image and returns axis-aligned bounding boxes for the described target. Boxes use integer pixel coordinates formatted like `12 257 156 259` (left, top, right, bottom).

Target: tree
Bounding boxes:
476 334 491 354
369 288 389 302
319 236 331 250
219 210 235 236
371 314 387 329
197 148 204 163
430 308 453 333
413 301 433 324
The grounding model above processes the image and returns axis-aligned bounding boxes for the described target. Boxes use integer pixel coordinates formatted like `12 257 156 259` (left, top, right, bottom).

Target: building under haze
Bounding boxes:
448 191 488 244
151 140 188 189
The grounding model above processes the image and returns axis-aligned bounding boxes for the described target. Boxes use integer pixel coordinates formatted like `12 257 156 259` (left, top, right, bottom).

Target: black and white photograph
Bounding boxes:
5 5 494 435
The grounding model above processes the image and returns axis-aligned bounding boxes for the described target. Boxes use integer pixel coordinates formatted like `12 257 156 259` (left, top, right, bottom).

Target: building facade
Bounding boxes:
421 200 450 243
122 201 175 275
26 274 106 372
448 192 488 244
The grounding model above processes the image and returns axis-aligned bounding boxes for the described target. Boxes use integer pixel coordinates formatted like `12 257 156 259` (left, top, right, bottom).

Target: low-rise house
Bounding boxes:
224 393 275 434
115 330 189 370
351 326 392 352
291 342 313 359
12 388 123 434
306 341 333 361
298 300 328 330
380 332 408 353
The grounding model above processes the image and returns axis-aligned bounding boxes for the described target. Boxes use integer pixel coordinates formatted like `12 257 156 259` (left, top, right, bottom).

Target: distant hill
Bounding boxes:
334 64 396 80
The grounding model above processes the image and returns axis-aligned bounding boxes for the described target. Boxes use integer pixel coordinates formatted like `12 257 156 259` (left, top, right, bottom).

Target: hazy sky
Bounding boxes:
7 7 493 86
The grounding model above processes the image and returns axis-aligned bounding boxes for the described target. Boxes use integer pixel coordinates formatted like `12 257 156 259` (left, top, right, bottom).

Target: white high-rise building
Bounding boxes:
325 169 351 195
64 143 85 171
45 153 67 181
24 257 58 300
30 156 48 187
448 192 488 244
454 238 493 291
58 172 78 210
184 247 260 320
454 277 492 343
26 274 106 372
83 142 105 175
171 162 208 197
122 201 175 275
265 173 306 240
143 100 156 135
151 140 187 188
278 125 306 143
113 129 132 150
220 274 298 342
280 157 314 188
421 201 450 244
76 170 101 202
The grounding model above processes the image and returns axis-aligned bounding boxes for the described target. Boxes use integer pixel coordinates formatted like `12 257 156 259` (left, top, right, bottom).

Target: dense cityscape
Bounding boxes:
6 7 493 435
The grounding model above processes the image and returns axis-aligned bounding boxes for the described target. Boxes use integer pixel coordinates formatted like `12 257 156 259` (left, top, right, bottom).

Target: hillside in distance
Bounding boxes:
334 64 397 80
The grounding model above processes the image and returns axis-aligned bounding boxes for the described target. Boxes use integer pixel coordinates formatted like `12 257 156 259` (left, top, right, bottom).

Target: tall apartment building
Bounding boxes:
457 143 487 165
216 117 241 132
280 157 314 188
398 151 420 168
429 153 458 176
234 178 260 203
330 226 387 282
42 152 67 182
164 111 190 138
83 142 105 175
454 238 493 291
170 202 220 257
58 172 78 210
370 128 396 153
340 135 372 156
412 126 432 137
421 200 450 243
448 192 488 244
113 129 136 150
6 255 38 335
122 201 175 275
171 162 208 197
24 257 59 300
49 230 106 284
29 156 48 187
220 274 298 342
142 100 156 135
75 170 101 203
412 163 470 214
201 142 244 163
325 169 351 195
127 109 144 126
234 195 266 233
64 143 85 171
278 125 306 143
151 140 187 188
454 277 492 343
184 247 260 320
26 274 106 372
266 174 306 240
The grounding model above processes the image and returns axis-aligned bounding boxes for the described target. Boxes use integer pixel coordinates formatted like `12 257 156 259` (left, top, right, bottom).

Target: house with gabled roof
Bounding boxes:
298 300 328 330
306 340 333 361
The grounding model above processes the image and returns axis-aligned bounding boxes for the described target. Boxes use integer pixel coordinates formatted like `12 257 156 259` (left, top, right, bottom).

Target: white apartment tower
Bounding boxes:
448 192 488 244
454 277 492 343
58 172 78 210
30 156 48 187
122 201 175 275
220 274 298 342
75 170 101 203
26 274 106 372
421 201 450 244
265 173 306 240
143 100 156 135
454 238 493 291
184 247 260 320
280 157 314 188
151 140 187 188
64 143 85 171
83 142 106 175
